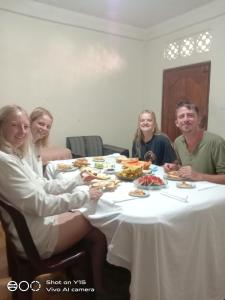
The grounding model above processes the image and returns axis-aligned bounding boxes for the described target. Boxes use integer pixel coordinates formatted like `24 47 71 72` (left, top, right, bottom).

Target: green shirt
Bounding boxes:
174 131 225 174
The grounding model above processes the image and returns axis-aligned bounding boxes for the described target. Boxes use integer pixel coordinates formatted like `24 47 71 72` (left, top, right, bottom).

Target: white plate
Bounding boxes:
57 166 78 172
176 182 196 189
128 190 150 198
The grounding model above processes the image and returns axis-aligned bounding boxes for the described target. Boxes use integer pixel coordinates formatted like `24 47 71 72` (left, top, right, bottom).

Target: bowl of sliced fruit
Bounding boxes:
134 175 166 190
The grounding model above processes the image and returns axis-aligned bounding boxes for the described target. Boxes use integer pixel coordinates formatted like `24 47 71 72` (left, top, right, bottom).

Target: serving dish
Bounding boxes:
134 175 166 190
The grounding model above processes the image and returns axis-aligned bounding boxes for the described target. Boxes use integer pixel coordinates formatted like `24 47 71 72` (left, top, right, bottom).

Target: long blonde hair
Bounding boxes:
0 105 29 156
30 107 53 147
133 110 160 157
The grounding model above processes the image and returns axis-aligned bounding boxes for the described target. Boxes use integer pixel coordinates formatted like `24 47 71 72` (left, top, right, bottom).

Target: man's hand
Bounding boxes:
163 163 178 173
178 166 203 181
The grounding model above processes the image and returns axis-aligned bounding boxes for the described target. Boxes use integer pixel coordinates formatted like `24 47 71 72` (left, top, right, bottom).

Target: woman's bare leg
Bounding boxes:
53 211 107 293
54 211 91 253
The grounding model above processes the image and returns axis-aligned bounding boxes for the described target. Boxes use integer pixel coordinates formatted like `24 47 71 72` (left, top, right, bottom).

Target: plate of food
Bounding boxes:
57 163 78 172
134 175 166 190
128 189 150 198
116 166 143 181
116 155 128 163
176 181 196 189
73 158 89 168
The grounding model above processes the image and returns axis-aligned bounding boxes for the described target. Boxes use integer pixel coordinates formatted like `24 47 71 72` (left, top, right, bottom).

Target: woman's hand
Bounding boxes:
80 171 96 182
89 187 103 201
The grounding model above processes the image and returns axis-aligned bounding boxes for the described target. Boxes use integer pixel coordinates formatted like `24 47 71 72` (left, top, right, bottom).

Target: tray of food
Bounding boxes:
134 175 166 190
116 166 143 181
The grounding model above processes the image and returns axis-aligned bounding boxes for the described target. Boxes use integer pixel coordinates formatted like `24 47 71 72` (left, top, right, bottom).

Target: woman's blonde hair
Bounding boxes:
133 110 160 157
0 105 29 156
30 107 53 147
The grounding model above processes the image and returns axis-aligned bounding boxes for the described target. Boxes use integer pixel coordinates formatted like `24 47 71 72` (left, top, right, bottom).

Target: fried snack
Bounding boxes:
57 163 73 171
166 170 181 180
73 158 89 168
91 179 120 191
117 166 143 180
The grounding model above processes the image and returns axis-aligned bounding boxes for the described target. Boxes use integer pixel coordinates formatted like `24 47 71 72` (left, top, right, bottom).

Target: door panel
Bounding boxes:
161 62 211 141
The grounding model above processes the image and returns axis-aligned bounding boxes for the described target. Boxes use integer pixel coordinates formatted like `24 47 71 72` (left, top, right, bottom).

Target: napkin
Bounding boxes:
196 182 219 191
160 191 189 203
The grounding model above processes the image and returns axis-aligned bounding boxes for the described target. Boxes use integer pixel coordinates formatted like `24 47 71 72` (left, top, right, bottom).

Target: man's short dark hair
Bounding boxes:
175 99 199 115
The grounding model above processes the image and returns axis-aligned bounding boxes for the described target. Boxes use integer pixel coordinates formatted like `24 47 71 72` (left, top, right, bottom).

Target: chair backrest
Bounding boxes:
66 136 86 157
0 193 86 275
84 136 103 156
0 193 45 271
66 135 103 157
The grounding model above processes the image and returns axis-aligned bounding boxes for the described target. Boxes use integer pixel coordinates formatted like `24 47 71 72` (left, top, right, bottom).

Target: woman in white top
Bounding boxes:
26 107 53 177
0 105 107 294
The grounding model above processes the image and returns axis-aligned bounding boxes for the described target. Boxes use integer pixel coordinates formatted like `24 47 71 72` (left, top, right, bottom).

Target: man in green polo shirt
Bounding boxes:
164 100 225 184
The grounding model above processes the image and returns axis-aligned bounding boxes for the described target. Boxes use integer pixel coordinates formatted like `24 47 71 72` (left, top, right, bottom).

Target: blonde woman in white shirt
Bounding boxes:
0 105 107 295
26 107 53 177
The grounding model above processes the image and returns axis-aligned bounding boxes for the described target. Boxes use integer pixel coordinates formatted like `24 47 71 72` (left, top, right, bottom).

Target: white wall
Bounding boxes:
0 0 225 155
144 0 225 139
0 1 145 152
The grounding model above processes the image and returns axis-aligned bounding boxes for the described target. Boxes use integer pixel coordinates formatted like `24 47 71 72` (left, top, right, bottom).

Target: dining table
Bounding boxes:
46 154 225 300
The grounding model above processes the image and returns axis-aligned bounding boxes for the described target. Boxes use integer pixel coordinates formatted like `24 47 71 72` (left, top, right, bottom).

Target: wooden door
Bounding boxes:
161 62 211 141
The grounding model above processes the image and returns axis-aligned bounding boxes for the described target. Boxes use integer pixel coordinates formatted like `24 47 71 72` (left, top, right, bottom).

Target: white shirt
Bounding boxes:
0 150 90 258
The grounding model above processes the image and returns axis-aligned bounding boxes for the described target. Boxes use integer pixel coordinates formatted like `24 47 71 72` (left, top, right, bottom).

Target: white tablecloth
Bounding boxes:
46 157 225 300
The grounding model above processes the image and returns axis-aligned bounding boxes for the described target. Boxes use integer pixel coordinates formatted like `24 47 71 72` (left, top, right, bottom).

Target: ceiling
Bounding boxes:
33 0 215 28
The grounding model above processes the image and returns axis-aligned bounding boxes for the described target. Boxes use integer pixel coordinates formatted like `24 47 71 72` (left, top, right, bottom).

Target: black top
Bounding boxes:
132 134 177 166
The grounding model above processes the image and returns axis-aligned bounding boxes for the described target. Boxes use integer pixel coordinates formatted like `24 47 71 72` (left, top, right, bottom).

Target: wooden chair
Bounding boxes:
0 193 88 300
